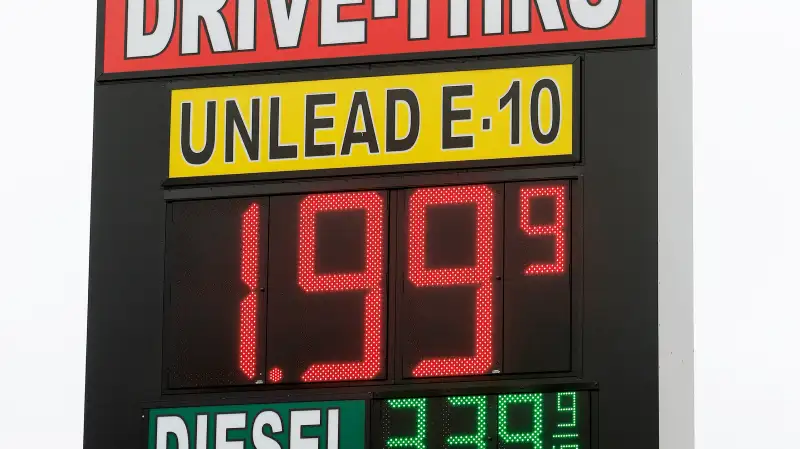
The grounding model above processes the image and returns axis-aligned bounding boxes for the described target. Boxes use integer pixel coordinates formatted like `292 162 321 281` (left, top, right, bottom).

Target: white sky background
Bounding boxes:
0 1 95 448
692 0 800 446
0 1 798 448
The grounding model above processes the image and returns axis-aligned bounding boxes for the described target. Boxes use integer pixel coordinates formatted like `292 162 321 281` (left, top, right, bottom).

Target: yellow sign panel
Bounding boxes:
170 64 574 178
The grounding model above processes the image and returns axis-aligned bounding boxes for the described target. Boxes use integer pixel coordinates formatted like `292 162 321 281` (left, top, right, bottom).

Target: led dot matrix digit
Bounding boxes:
298 191 385 382
408 185 495 378
519 185 567 275
238 203 260 380
552 392 580 445
386 398 427 449
556 392 577 428
498 394 544 449
447 396 488 449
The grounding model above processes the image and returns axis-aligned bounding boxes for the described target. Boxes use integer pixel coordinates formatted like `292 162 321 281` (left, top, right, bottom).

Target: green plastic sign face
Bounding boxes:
148 400 365 449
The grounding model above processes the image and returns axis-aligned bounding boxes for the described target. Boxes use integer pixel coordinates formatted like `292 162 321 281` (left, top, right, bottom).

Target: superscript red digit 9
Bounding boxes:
519 186 567 275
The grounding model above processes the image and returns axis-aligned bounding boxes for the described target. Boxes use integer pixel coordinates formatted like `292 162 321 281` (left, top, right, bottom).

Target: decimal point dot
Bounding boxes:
268 367 283 383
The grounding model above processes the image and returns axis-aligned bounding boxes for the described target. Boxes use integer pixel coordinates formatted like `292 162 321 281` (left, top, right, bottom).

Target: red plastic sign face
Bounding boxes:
103 0 648 76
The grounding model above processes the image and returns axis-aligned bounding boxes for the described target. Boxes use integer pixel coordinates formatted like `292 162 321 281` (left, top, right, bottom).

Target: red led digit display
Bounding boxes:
502 182 572 374
266 191 388 384
297 192 385 382
165 198 267 388
239 203 260 380
164 181 573 388
519 186 567 275
407 185 497 378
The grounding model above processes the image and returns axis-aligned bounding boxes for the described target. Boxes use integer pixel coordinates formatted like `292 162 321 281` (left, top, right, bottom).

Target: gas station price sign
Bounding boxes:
88 1 659 449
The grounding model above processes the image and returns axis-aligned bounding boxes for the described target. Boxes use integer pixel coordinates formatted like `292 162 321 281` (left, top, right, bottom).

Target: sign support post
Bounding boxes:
658 0 695 448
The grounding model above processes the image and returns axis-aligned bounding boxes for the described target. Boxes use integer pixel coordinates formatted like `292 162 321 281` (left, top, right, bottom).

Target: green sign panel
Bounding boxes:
148 400 365 449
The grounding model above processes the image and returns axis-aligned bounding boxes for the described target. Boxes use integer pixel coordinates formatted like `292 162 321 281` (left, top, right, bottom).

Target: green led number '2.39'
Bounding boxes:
380 392 586 449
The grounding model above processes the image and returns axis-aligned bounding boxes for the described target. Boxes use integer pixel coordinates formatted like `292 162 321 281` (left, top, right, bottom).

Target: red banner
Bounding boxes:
103 0 648 75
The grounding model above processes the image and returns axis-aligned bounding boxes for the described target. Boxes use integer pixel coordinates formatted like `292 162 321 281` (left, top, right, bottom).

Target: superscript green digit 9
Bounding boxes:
386 398 427 449
446 396 488 449
556 392 577 428
553 392 580 448
498 394 543 449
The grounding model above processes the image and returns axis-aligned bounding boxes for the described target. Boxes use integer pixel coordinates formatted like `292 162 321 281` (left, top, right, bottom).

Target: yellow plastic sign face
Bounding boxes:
169 64 574 179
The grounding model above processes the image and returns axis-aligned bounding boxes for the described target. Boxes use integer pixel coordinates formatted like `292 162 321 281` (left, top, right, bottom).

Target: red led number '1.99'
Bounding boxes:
169 182 570 387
